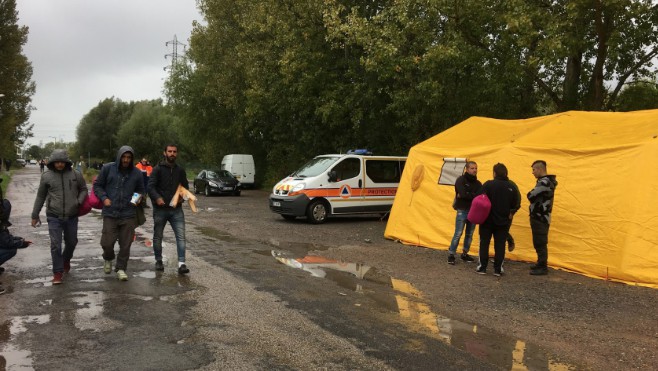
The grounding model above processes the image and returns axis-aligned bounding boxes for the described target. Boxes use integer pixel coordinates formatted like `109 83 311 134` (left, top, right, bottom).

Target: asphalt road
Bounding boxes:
0 166 592 371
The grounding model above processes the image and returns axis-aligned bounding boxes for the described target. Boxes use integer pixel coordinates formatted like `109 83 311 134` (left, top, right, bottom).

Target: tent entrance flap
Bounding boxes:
438 158 467 186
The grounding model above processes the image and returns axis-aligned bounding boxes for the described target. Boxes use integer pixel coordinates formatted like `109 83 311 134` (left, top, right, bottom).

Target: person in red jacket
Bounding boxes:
135 157 153 194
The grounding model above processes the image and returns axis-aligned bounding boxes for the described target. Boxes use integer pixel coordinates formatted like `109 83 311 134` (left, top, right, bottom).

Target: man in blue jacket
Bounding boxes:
94 146 145 281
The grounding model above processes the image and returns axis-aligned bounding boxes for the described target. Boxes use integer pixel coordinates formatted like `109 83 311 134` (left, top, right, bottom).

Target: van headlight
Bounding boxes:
291 183 305 193
208 181 219 188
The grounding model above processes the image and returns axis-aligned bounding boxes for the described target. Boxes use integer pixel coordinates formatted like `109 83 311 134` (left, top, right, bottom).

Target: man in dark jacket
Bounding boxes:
1 197 32 294
527 160 558 276
447 161 482 264
94 146 145 281
476 163 520 276
31 149 88 285
148 144 190 274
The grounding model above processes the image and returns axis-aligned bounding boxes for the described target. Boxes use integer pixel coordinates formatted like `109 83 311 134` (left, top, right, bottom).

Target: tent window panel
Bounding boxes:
438 158 467 186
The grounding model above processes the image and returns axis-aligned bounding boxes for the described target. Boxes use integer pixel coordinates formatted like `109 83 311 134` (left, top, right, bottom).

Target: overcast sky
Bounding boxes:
16 0 201 148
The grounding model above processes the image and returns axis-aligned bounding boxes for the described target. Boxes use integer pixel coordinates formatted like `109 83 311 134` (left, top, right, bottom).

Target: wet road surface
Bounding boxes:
0 166 579 370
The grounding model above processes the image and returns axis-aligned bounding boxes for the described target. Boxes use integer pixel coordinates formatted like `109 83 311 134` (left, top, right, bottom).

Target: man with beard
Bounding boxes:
31 150 88 284
148 144 190 274
94 146 145 281
447 161 482 265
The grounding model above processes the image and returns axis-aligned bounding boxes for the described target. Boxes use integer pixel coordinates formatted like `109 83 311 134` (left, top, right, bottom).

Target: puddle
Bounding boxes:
273 251 578 370
70 291 121 332
196 226 242 244
135 271 156 279
134 227 153 248
0 315 51 369
23 276 54 287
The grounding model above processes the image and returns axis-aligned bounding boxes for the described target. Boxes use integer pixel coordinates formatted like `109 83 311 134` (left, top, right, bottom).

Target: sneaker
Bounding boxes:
461 253 475 262
103 260 112 274
530 267 548 276
0 267 5 274
508 242 515 252
155 260 164 271
0 286 5 295
475 265 487 275
494 269 503 277
117 270 128 281
178 264 190 275
52 272 63 285
447 255 456 265
64 260 71 273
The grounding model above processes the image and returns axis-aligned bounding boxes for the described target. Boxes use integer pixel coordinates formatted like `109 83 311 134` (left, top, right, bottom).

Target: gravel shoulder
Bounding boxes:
191 189 658 371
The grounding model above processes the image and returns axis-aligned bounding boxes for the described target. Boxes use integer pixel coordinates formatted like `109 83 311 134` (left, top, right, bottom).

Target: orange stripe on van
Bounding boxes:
290 187 398 198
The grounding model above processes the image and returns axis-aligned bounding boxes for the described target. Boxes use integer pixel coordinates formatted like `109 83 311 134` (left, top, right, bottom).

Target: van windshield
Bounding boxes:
291 157 340 178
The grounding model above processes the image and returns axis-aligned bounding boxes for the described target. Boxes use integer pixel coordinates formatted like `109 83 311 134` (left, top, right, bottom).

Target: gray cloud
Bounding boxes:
17 0 200 146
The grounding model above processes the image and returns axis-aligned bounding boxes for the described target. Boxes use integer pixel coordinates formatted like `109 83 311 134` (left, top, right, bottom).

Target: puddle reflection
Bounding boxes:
70 291 121 332
0 315 51 369
273 250 576 370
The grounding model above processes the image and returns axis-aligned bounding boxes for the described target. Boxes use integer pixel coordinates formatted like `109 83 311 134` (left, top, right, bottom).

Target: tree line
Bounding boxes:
162 0 658 184
4 0 658 186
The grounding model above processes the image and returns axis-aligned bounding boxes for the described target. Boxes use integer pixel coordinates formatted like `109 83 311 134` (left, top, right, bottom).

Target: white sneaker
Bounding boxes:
117 270 128 281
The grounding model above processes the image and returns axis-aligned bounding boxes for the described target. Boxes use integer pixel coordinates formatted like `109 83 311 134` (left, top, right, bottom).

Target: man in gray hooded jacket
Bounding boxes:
94 146 145 281
31 149 87 285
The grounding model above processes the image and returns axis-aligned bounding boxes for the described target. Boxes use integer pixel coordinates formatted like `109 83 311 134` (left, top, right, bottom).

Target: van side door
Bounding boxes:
363 158 406 213
327 157 363 214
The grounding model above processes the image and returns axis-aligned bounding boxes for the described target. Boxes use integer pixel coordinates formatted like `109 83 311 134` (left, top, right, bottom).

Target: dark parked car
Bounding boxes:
193 169 241 196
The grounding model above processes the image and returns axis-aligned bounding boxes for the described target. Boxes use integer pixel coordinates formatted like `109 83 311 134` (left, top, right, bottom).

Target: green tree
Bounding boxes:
116 99 181 163
614 80 658 111
0 0 36 165
75 97 134 162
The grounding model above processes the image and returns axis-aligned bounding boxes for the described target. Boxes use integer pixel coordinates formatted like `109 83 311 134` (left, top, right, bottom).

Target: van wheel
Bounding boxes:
306 199 328 224
204 186 210 197
233 190 241 196
193 184 199 194
282 214 296 221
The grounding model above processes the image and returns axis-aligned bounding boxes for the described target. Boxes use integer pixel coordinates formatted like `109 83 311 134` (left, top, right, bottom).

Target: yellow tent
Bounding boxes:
385 110 658 288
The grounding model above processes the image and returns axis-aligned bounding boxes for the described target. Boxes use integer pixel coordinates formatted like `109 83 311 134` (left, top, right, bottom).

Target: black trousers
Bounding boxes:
101 216 137 271
478 222 510 272
530 218 550 267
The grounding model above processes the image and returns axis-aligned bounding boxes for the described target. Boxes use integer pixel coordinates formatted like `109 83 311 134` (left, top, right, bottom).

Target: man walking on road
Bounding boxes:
148 144 190 275
527 160 558 276
94 146 145 281
31 150 87 285
447 161 481 265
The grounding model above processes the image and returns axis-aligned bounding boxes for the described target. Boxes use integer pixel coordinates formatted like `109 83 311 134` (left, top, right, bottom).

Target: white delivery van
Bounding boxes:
269 152 407 223
221 154 255 188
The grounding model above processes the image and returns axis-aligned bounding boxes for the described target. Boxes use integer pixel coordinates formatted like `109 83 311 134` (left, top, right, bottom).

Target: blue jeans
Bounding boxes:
448 210 474 255
47 216 79 273
152 207 186 263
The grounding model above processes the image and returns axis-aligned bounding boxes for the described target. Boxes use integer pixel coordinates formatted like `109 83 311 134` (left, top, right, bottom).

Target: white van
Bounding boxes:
221 154 255 187
269 153 407 223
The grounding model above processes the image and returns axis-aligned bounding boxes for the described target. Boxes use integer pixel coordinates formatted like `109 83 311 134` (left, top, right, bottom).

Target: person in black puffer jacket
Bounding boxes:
476 163 520 276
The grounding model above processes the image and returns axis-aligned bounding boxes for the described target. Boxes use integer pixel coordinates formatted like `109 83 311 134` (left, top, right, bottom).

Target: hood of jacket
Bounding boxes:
47 149 73 170
115 145 136 170
542 174 558 189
